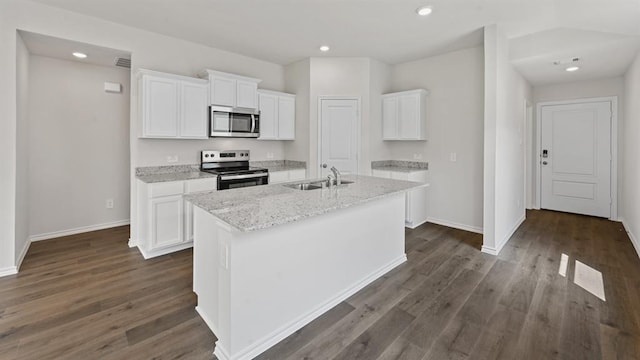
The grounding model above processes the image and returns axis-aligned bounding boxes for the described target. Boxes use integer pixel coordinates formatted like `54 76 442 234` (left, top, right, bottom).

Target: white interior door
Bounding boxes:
319 98 359 177
540 101 611 218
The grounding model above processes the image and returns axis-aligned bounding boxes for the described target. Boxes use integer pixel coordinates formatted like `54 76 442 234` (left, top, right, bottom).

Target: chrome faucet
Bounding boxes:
330 166 342 186
327 174 334 188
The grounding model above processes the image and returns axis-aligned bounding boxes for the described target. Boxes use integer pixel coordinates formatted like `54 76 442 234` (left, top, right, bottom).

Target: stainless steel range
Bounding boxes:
200 150 269 190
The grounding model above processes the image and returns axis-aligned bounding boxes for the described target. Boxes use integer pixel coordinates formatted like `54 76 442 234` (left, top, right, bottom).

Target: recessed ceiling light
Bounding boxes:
566 66 580 72
319 45 330 52
416 6 433 16
73 52 87 59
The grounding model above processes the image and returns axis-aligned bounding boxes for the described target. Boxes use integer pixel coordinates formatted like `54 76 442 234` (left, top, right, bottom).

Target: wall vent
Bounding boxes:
115 57 131 69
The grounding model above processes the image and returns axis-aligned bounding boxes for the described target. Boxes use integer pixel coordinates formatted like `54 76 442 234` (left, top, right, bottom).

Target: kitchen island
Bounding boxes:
185 175 427 360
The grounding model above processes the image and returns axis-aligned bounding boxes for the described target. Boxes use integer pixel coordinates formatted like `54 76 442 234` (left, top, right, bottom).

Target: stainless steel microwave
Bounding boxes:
209 106 260 138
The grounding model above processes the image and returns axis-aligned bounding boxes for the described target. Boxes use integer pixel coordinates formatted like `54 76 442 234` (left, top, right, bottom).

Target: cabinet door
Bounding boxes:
258 93 278 139
143 76 179 137
211 76 236 106
398 94 420 140
179 82 209 138
236 80 258 108
150 195 183 249
382 97 398 140
278 96 296 140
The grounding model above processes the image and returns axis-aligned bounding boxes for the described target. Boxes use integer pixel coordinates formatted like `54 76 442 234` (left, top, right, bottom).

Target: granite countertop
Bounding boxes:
251 160 306 172
135 164 216 184
371 160 429 173
184 175 427 232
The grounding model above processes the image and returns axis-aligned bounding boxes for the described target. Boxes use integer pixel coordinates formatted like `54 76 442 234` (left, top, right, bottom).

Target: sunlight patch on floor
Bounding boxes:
558 253 606 301
574 260 606 301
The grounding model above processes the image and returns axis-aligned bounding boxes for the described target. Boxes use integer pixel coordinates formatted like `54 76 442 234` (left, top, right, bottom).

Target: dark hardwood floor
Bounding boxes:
1 210 639 359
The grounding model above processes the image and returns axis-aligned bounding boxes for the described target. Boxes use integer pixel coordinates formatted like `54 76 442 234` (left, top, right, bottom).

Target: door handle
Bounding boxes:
322 163 327 168
542 161 548 165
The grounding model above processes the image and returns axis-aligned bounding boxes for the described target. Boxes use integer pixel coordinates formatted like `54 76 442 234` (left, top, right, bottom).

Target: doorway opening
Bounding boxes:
15 30 131 270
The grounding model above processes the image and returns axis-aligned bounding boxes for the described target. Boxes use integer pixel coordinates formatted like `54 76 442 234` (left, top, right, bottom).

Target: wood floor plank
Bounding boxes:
400 269 484 352
376 337 426 360
333 307 415 360
424 260 517 359
599 324 640 360
255 301 356 360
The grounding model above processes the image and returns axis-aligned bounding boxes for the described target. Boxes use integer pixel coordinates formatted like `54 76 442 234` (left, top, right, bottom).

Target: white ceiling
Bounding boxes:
27 0 640 85
510 28 640 86
19 30 131 69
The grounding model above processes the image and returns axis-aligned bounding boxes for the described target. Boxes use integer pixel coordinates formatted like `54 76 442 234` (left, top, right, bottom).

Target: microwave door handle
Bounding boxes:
251 114 256 133
229 114 233 132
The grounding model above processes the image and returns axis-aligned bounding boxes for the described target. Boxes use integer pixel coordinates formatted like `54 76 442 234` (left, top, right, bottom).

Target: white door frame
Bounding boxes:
525 100 533 210
317 96 361 176
534 96 618 220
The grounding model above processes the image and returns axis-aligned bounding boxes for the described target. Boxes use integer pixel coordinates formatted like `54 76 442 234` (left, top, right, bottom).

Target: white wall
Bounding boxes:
368 58 392 168
483 25 532 254
284 59 311 164
533 77 625 217
0 0 289 271
389 47 485 232
27 56 131 237
308 57 372 178
622 53 640 256
15 32 30 270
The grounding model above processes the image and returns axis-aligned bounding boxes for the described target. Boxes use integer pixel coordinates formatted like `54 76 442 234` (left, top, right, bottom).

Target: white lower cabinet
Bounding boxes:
269 169 307 184
150 195 183 249
372 169 428 228
137 177 216 259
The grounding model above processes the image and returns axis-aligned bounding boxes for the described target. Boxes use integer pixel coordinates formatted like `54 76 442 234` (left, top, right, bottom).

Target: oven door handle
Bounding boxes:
219 173 268 181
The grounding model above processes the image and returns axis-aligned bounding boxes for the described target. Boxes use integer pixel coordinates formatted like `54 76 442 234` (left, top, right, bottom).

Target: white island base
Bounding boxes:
192 192 407 360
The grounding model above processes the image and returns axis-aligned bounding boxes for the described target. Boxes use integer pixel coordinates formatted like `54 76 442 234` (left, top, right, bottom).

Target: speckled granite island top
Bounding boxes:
184 175 427 232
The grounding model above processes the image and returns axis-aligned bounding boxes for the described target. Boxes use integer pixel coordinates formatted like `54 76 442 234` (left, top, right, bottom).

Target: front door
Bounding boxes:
540 101 612 218
319 98 359 177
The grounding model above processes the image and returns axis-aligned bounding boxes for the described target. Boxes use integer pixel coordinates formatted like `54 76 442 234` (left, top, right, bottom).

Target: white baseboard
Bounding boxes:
482 214 526 256
0 266 18 277
16 239 31 271
621 219 640 259
128 238 138 248
29 219 130 242
138 241 193 259
426 217 483 234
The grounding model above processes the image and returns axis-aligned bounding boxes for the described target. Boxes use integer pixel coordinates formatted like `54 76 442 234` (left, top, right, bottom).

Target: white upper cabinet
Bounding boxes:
142 76 179 137
236 80 259 109
210 76 236 107
382 89 428 141
139 69 209 139
258 90 296 140
200 70 261 109
180 81 209 138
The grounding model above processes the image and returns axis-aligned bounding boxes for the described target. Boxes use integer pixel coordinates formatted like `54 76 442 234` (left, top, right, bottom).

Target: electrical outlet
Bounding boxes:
106 199 114 209
266 152 274 159
413 153 422 160
166 155 178 163
450 152 457 162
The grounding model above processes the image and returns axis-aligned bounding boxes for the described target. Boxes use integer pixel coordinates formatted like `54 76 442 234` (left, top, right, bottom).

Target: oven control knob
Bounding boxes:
204 154 209 157
240 153 244 157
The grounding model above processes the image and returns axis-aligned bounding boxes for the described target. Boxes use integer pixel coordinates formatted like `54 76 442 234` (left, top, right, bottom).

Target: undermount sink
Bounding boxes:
284 179 354 191
285 182 323 191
